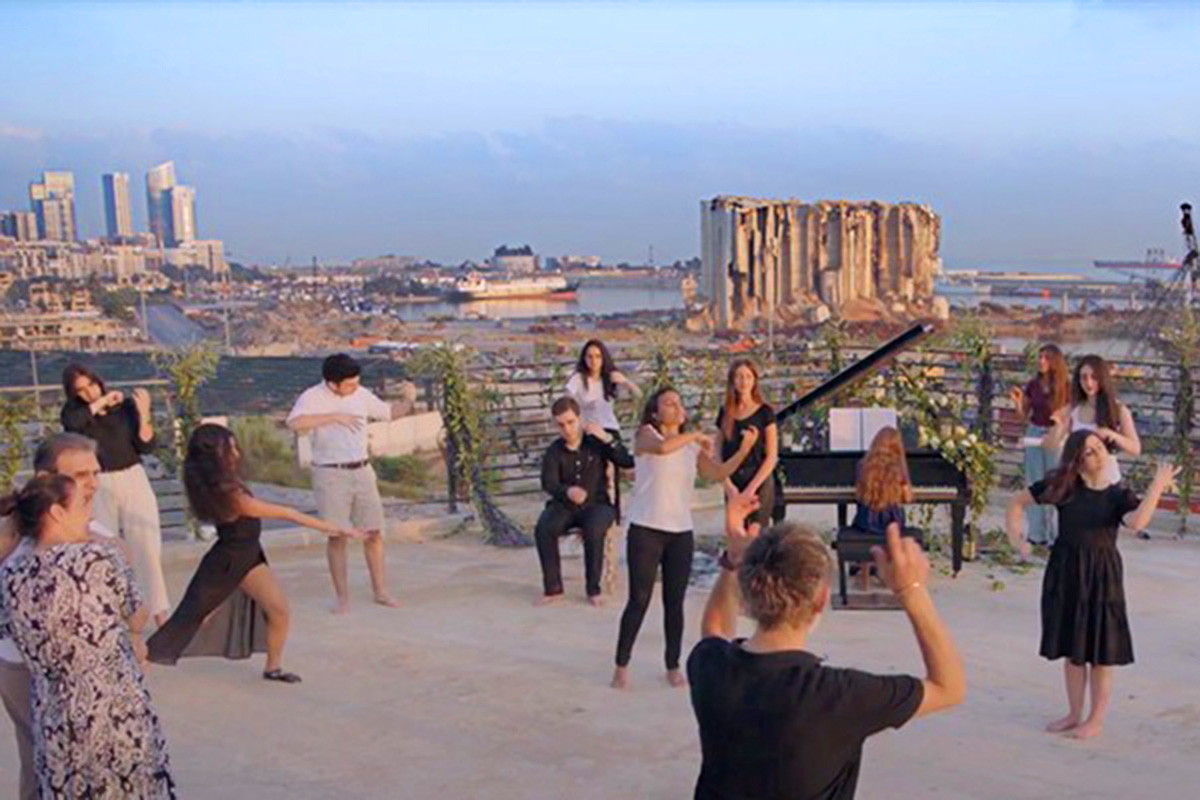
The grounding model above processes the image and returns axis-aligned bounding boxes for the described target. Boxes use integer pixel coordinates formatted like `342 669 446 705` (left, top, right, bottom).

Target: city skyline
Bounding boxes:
2 1 1199 268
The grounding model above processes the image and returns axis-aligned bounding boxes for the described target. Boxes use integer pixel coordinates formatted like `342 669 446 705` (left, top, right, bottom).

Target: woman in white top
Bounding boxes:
565 339 641 438
612 386 757 690
1045 355 1139 488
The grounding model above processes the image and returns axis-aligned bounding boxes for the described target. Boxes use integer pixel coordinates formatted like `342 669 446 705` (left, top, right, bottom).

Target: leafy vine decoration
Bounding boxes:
411 342 531 547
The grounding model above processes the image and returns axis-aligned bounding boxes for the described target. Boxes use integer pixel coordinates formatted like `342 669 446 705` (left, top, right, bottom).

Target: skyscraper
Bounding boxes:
146 161 176 246
102 172 134 239
29 171 77 241
166 185 196 246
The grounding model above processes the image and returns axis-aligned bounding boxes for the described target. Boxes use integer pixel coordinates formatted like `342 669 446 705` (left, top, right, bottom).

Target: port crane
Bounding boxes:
1127 204 1200 353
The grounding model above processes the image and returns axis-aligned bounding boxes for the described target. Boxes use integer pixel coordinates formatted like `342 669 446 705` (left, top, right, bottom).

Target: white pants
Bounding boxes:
95 464 170 616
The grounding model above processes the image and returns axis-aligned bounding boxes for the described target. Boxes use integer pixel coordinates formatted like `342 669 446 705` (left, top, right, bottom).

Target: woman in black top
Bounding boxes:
60 364 172 625
714 359 778 526
1007 429 1177 740
147 424 364 683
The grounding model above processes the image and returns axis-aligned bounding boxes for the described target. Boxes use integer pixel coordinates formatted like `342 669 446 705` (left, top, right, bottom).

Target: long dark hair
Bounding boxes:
1072 354 1120 431
183 424 249 523
1040 429 1104 505
639 386 688 434
61 363 105 402
575 339 617 401
721 358 766 440
0 474 75 539
1038 344 1070 412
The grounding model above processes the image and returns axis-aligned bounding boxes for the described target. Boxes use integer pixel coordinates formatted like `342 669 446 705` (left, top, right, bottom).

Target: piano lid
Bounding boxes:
775 323 934 425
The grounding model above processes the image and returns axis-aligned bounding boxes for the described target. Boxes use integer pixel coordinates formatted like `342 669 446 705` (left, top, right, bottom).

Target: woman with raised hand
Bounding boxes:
612 386 757 690
1044 354 1140 489
0 474 175 798
1007 429 1177 739
565 338 641 440
1010 344 1071 544
60 363 172 624
147 424 365 684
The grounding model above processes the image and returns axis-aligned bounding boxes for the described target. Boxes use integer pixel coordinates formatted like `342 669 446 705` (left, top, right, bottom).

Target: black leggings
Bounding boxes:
615 524 694 670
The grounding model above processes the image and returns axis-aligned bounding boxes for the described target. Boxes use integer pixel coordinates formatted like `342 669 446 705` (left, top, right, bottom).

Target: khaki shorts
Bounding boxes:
313 464 386 533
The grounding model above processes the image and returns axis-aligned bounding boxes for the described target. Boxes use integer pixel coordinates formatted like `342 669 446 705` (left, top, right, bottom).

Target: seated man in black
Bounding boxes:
535 396 634 607
687 491 966 800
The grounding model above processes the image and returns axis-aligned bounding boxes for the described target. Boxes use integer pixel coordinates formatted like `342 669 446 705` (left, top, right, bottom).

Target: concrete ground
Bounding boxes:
3 496 1200 799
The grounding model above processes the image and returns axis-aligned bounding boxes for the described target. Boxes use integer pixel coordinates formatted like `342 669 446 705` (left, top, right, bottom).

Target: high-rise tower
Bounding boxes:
102 172 134 238
29 171 77 241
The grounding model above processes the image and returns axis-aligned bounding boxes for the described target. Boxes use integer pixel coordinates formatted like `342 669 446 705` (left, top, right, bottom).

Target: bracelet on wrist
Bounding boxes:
896 581 923 597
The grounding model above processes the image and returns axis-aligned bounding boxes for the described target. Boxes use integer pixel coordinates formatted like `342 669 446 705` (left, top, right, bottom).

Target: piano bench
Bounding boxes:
833 527 925 609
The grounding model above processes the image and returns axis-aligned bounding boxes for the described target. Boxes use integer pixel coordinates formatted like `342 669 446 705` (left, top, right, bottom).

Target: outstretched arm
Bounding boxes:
872 524 966 718
700 491 761 639
1005 490 1035 560
234 493 364 538
1123 463 1179 532
698 426 758 482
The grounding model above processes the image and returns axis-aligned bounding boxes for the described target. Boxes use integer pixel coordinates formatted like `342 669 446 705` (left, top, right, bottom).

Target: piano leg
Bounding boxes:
837 503 847 530
951 503 965 576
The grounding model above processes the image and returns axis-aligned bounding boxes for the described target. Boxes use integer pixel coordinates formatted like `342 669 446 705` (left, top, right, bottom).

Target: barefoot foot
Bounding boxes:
373 593 401 608
534 593 565 607
1068 720 1104 740
611 666 630 690
666 669 687 688
330 598 351 615
1045 714 1081 733
587 594 605 608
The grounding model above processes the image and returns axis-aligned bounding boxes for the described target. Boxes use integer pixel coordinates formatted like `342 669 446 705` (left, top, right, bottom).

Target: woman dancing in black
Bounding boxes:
147 424 363 683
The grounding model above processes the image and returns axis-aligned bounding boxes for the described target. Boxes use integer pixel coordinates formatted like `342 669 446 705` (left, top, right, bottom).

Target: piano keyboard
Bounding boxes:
783 486 961 503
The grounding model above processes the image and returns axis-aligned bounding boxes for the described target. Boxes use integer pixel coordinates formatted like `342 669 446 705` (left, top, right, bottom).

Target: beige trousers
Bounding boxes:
95 464 171 616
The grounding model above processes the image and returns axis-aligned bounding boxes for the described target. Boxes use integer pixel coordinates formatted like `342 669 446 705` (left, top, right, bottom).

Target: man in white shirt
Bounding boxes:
0 432 117 800
287 354 401 613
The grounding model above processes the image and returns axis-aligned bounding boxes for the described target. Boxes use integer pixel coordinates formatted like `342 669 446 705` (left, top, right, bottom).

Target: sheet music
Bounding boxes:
829 407 898 451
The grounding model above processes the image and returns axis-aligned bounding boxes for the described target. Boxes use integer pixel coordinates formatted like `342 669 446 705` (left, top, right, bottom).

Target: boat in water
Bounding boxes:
446 272 579 302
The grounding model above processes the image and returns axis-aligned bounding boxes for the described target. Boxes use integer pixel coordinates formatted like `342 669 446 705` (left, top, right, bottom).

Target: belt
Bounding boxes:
315 460 370 470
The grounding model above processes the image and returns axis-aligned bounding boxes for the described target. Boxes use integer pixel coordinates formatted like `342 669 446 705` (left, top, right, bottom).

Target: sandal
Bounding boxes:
263 669 303 684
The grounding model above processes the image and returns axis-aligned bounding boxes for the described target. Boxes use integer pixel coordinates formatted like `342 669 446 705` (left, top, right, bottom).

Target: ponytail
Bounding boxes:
0 475 75 539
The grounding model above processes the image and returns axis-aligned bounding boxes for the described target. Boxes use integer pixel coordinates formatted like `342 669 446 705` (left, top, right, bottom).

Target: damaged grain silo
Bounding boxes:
699 196 943 330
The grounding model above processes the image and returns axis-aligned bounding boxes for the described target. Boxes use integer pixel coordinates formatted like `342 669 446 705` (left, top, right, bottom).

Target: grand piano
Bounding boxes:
775 323 971 577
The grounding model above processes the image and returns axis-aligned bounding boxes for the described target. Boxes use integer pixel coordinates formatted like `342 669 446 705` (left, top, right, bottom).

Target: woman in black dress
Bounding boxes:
147 424 364 683
1006 429 1177 739
714 359 778 527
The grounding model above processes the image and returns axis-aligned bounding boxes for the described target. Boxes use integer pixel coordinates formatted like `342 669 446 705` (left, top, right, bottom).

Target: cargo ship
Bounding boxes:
445 272 579 302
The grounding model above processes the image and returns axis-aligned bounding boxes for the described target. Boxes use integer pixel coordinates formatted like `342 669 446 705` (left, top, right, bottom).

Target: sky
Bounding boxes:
1 0 1198 269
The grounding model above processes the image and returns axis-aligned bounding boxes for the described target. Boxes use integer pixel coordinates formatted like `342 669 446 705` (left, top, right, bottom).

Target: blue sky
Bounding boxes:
2 1 1198 268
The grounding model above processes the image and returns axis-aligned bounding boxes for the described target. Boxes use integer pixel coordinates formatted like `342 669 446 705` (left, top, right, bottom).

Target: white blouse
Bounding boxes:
627 428 700 533
565 373 622 432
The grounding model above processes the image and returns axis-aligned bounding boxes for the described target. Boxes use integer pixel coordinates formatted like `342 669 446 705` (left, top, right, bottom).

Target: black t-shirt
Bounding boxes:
1029 479 1140 549
687 637 923 800
717 404 776 490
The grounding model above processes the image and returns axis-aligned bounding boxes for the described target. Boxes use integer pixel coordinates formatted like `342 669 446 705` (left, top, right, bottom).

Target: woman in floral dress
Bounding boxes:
0 474 175 798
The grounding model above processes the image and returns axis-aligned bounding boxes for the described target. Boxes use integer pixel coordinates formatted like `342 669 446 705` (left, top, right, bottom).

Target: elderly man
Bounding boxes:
287 353 404 613
687 492 966 800
0 433 117 800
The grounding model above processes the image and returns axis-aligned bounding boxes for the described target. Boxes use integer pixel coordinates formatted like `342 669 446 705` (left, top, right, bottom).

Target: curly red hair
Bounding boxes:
856 426 914 510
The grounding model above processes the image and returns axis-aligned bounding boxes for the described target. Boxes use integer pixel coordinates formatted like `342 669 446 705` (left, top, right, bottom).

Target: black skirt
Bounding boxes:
1040 541 1134 666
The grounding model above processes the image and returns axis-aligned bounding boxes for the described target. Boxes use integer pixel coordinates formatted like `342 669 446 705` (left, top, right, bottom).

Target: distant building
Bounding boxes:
352 254 417 272
102 172 135 238
166 185 196 246
1 211 38 241
556 255 603 270
145 161 176 246
29 171 77 242
165 239 227 278
490 244 538 273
